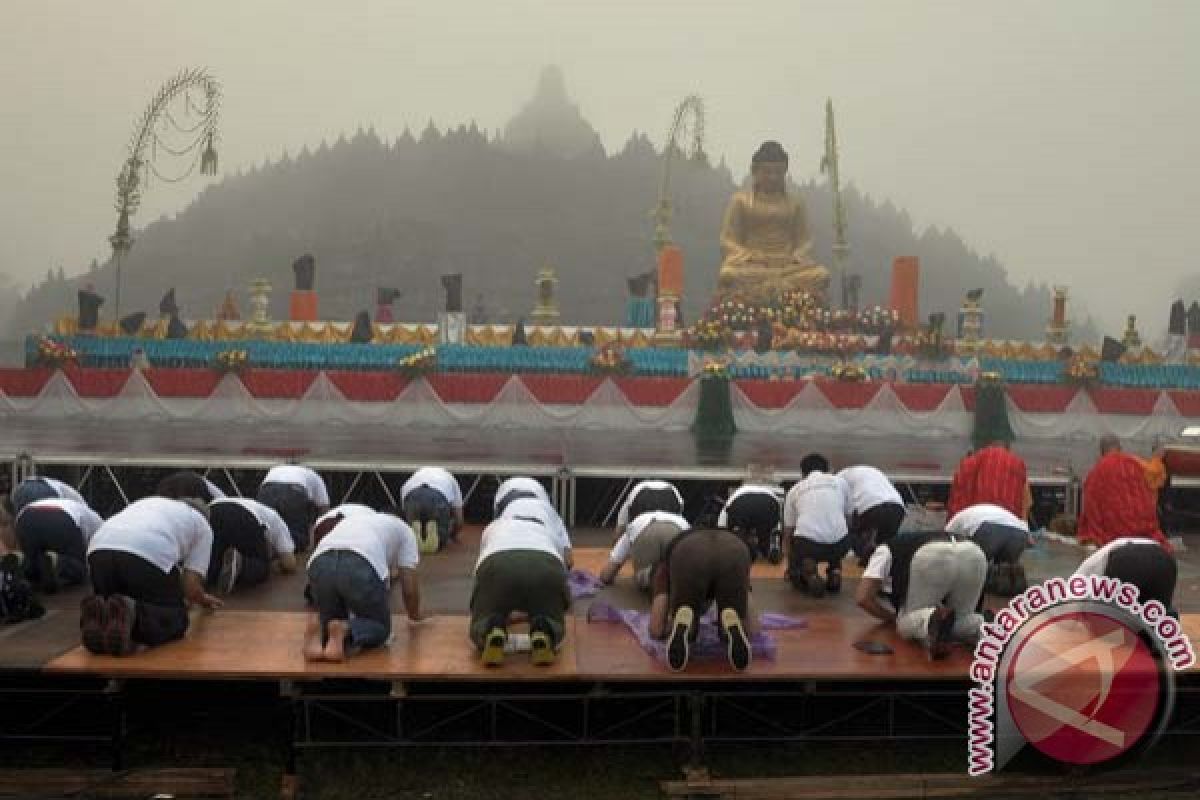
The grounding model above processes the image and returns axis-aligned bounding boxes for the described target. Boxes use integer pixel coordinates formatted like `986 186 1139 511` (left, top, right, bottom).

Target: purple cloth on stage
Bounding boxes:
585 601 806 664
569 569 605 599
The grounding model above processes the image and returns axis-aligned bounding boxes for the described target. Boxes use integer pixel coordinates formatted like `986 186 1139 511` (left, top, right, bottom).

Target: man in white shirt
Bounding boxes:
493 476 552 516
718 465 784 563
6 476 86 517
838 465 906 563
783 454 853 597
206 497 297 594
256 464 331 552
857 532 986 660
12 497 104 592
401 466 465 552
615 480 684 538
599 510 689 591
495 496 573 569
471 514 571 667
83 497 221 656
304 512 422 662
1075 537 1177 613
945 503 1033 596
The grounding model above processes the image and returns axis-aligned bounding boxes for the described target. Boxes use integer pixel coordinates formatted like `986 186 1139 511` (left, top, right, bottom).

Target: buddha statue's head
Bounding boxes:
751 140 788 195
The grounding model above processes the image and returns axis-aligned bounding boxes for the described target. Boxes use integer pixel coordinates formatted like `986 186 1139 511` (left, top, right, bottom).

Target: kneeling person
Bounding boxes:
471 513 570 667
718 475 784 563
856 532 986 659
1075 536 1177 613
401 466 464 552
12 497 103 593
207 497 297 594
304 512 422 662
599 510 689 590
83 497 220 656
945 503 1033 596
648 528 758 672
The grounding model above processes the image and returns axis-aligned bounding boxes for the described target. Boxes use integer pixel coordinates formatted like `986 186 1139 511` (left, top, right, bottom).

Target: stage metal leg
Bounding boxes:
280 681 299 800
686 692 706 776
105 680 125 771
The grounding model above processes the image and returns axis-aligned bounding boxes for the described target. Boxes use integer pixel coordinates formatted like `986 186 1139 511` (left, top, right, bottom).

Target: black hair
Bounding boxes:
800 453 830 476
751 140 788 165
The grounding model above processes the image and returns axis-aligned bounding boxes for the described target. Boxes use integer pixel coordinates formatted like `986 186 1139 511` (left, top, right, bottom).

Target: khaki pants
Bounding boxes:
896 540 987 646
630 520 685 591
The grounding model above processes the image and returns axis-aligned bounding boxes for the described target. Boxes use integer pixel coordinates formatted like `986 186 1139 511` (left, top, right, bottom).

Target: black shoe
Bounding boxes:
825 569 842 594
928 606 957 661
720 608 751 671
667 606 694 672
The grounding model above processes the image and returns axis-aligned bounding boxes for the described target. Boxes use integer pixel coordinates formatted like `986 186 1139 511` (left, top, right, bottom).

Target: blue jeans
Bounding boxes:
307 550 391 650
11 479 60 515
403 485 454 549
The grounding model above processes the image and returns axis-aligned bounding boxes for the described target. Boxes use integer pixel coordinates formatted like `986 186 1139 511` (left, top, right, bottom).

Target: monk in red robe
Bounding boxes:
1078 436 1170 550
947 441 1030 520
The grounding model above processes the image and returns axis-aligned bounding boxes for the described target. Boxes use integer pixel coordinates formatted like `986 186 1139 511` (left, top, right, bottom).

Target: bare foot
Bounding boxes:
323 618 348 662
303 616 325 662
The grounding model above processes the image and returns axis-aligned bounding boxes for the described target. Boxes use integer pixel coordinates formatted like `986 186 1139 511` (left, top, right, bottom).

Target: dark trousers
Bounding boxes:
307 550 391 649
667 529 751 634
88 550 188 647
1106 544 1177 611
14 508 87 587
628 487 683 519
10 479 59 515
257 482 315 551
404 485 454 548
788 534 851 587
207 503 272 589
973 522 1028 564
849 502 906 558
723 493 780 556
470 550 569 649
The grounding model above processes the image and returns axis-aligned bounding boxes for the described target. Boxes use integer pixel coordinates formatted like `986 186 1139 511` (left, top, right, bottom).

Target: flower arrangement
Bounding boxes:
212 349 249 373
700 357 731 380
690 292 894 353
913 328 952 361
831 362 867 382
396 347 438 377
35 337 79 368
1063 355 1099 387
856 305 901 335
589 344 632 375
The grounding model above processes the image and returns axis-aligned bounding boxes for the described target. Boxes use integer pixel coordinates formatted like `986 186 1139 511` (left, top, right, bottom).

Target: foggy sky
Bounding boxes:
2 0 1198 335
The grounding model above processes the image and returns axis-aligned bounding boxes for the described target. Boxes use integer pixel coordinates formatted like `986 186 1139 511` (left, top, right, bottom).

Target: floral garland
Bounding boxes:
590 344 632 375
687 292 897 353
700 357 731 380
212 349 249 373
1063 355 1099 387
36 337 79 368
396 347 438 377
831 362 867 382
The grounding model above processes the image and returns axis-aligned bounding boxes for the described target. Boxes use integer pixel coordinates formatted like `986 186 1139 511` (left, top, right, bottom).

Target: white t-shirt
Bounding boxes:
497 497 571 555
863 542 894 594
837 466 903 514
210 497 296 557
616 480 684 527
494 477 551 513
88 497 213 576
1075 537 1164 578
476 516 566 570
17 498 105 543
262 465 330 507
717 484 783 528
308 513 419 583
401 467 463 508
25 477 86 506
783 472 851 544
609 511 690 566
946 504 1029 537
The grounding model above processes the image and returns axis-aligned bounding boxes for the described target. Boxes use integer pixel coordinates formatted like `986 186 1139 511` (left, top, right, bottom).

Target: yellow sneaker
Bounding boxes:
481 627 506 666
530 631 556 666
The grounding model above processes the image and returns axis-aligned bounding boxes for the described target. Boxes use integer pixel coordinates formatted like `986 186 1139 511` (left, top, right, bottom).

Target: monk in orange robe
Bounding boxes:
1078 436 1170 550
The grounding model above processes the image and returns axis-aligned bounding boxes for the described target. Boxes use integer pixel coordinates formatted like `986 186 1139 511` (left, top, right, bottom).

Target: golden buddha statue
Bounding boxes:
717 140 830 302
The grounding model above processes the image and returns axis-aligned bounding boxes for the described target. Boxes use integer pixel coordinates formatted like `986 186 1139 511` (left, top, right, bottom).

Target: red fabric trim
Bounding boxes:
815 380 883 409
326 371 409 402
426 373 510 404
889 383 954 412
62 366 130 398
734 380 804 409
612 377 691 407
0 367 53 397
142 368 223 398
1168 390 1200 418
519 375 603 405
1006 385 1080 413
1087 388 1162 416
238 369 318 399
960 386 977 412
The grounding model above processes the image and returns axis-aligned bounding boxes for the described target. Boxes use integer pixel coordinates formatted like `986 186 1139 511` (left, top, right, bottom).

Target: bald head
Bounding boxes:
1099 434 1122 456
